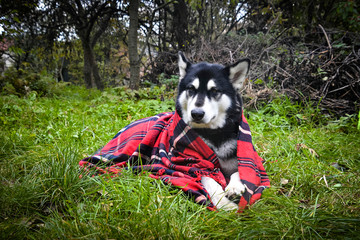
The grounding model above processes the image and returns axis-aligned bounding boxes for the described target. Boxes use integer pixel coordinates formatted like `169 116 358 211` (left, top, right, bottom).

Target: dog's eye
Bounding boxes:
210 88 220 95
187 85 196 94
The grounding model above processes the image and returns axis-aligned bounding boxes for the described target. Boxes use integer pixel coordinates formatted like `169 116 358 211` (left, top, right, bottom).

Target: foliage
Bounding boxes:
245 0 360 33
0 0 38 37
2 0 359 100
332 0 360 32
157 74 179 91
0 85 359 239
0 68 60 97
109 85 176 102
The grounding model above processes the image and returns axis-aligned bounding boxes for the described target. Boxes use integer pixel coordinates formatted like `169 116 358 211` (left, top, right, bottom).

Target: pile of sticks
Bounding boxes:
243 26 360 115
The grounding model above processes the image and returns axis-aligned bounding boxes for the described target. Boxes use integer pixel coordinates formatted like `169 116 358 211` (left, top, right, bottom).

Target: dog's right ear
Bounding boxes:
178 51 191 80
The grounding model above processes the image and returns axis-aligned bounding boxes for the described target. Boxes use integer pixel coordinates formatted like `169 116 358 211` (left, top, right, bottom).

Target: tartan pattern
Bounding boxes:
79 111 270 210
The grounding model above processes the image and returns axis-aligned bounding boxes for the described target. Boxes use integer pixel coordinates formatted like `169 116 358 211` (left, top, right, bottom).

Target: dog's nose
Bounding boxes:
191 109 205 122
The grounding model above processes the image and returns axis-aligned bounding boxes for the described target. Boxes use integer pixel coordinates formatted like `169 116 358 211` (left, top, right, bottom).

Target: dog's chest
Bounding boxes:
201 137 238 178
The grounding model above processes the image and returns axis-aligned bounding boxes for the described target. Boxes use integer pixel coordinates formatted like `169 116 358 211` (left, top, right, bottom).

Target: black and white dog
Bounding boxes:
176 52 250 210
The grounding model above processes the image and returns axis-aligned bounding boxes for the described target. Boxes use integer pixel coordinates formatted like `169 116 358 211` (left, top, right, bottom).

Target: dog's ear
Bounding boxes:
178 51 191 80
225 59 250 91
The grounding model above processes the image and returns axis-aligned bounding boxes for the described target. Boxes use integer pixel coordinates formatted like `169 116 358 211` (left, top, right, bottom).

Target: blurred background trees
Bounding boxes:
1 0 359 114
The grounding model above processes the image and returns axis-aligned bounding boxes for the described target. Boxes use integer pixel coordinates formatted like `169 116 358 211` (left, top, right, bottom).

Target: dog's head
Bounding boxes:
176 52 250 129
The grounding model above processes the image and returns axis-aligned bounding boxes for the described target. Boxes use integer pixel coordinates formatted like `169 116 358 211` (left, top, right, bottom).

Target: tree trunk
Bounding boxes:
82 41 94 88
172 0 188 50
90 52 104 90
82 40 104 90
128 0 140 90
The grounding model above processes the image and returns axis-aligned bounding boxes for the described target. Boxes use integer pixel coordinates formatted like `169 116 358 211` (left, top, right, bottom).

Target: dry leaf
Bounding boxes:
280 178 289 185
295 143 319 157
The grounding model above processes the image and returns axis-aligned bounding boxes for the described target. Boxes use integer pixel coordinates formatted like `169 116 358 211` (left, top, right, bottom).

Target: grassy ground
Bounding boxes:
0 85 359 239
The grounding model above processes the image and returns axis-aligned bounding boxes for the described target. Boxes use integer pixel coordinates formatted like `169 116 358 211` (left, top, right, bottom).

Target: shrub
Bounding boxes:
0 68 57 97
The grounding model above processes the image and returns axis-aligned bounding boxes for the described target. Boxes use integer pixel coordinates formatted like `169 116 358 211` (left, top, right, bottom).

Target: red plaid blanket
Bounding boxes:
79 111 270 210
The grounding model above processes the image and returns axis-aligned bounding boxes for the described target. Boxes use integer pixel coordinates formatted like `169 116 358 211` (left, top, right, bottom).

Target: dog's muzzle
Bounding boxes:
191 109 205 122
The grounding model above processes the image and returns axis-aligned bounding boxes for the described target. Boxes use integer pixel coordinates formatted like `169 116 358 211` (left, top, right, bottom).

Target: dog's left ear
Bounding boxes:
178 51 192 80
224 59 250 91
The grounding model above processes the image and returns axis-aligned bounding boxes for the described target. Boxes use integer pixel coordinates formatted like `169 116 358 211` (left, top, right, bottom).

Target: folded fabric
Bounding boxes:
79 111 270 210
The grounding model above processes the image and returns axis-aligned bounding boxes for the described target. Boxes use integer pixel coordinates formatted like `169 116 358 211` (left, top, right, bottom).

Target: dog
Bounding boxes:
176 52 250 210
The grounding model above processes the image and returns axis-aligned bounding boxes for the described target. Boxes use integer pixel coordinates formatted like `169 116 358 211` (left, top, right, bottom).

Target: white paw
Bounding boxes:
216 197 238 211
201 176 238 211
225 172 246 200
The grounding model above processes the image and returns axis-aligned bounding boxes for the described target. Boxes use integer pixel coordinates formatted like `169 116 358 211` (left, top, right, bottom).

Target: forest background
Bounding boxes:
1 0 359 114
0 0 360 239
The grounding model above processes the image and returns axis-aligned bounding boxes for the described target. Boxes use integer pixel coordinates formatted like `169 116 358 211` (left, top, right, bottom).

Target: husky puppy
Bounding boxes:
176 52 250 210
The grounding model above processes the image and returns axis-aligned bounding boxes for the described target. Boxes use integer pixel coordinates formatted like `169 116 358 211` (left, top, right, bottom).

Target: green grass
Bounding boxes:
0 86 359 239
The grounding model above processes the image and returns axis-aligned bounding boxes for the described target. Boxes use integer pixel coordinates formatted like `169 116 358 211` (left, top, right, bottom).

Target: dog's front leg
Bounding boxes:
201 176 238 211
225 172 246 200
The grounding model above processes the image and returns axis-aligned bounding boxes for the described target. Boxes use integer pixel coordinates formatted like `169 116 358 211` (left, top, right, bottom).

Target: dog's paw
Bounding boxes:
216 197 238 211
201 176 238 211
225 172 246 200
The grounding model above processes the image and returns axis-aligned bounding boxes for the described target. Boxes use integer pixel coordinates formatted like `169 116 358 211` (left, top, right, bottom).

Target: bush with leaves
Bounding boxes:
0 68 59 97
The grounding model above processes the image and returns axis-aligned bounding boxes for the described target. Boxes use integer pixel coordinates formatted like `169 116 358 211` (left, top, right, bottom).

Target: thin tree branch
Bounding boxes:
138 0 175 61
